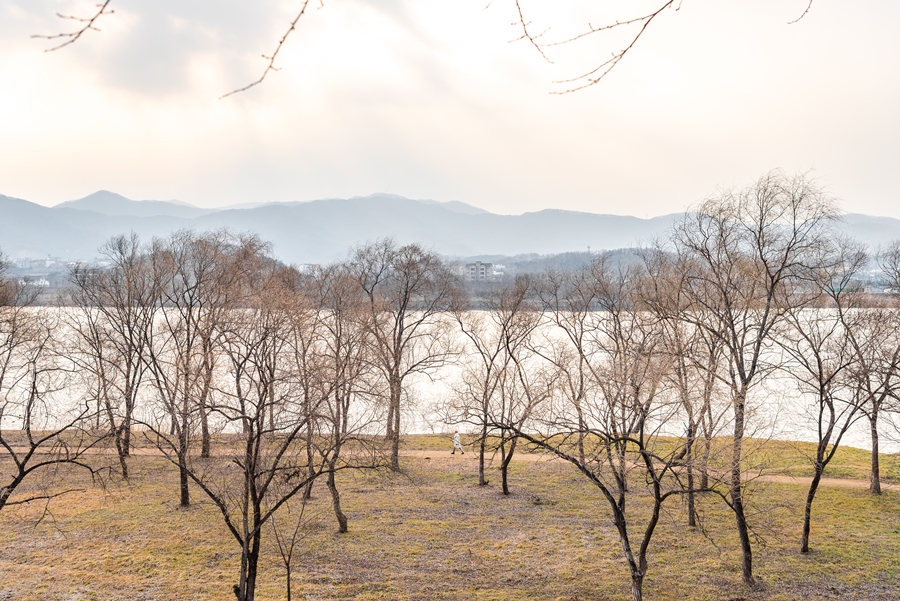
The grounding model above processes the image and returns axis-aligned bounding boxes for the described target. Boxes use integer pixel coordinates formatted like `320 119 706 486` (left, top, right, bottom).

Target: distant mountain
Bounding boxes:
1 193 188 259
417 198 488 215
181 195 680 262
838 214 900 247
215 195 489 215
2 191 900 265
56 190 214 219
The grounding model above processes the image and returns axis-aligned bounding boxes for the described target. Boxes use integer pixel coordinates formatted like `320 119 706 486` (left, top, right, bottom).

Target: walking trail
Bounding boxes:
400 449 900 492
7 444 895 492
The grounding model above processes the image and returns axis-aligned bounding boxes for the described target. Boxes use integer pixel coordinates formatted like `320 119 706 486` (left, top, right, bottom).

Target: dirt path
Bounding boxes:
755 473 898 491
401 449 900 492
6 445 895 492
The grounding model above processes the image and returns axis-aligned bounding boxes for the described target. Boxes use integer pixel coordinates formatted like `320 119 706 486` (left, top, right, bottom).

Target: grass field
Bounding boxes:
0 435 898 601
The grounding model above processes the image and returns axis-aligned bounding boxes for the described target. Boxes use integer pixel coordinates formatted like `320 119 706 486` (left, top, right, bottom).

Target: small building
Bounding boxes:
465 261 493 282
17 277 50 288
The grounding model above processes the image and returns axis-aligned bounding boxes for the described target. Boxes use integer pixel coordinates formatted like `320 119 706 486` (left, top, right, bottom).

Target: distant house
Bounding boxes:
17 277 50 288
465 261 493 282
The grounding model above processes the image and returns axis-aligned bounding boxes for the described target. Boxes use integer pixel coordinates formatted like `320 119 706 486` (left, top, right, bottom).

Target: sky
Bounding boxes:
1 0 899 218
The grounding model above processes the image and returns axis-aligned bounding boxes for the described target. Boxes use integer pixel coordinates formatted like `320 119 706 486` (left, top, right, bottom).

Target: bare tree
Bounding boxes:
446 295 507 486
640 247 729 527
873 241 900 489
536 266 604 465
142 230 263 506
494 305 553 496
68 233 158 479
308 263 384 531
448 276 545 491
512 260 700 601
142 255 381 601
778 238 867 551
0 293 100 511
0 253 14 307
836 242 900 495
206 258 312 601
350 239 459 471
672 170 837 585
282 274 326 502
879 241 900 293
269 490 314 601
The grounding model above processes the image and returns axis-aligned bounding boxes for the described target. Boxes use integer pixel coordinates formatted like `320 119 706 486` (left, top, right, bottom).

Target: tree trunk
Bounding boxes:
390 399 401 471
685 424 696 527
327 427 348 533
245 547 258 601
200 402 211 458
869 413 881 494
630 573 644 601
686 464 696 528
327 470 348 533
733 494 754 585
178 423 190 506
303 407 315 500
200 340 214 459
386 373 402 471
801 464 824 553
268 381 275 432
501 438 510 496
575 401 586 465
0 476 21 511
122 411 132 457
731 396 753 586
385 394 395 441
235 536 261 601
113 426 129 480
478 423 488 486
178 453 190 507
500 434 518 496
700 432 712 490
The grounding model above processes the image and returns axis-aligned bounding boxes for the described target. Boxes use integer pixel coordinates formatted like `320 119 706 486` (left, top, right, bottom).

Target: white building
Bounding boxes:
17 277 50 288
465 261 493 282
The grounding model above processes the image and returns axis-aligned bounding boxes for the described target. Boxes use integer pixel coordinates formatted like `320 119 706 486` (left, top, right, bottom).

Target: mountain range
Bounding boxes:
2 190 900 265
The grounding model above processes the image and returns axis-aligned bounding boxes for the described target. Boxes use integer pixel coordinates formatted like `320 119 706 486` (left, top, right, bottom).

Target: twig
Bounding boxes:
32 1 114 52
511 0 553 64
788 1 815 25
220 0 316 99
6 488 86 507
550 1 675 94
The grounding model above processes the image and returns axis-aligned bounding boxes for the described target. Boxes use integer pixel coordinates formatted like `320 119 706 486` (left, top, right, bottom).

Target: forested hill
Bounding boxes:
2 190 899 263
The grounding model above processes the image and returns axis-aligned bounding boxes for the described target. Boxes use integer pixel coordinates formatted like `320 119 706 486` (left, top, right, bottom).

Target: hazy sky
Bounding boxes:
1 0 899 217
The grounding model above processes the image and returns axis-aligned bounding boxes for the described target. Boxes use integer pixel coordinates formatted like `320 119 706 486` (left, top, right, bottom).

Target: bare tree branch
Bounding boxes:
549 1 676 94
220 0 316 99
788 1 815 25
32 1 114 52
4 489 86 507
511 0 553 64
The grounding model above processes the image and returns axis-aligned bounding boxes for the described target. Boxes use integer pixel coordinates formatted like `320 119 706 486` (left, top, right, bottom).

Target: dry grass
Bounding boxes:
1 435 898 600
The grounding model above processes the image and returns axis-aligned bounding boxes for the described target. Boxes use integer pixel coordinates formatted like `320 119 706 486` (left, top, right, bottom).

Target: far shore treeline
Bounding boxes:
3 172 900 601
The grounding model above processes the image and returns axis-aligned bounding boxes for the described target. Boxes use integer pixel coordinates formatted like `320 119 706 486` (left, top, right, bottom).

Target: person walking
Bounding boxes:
451 430 464 455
